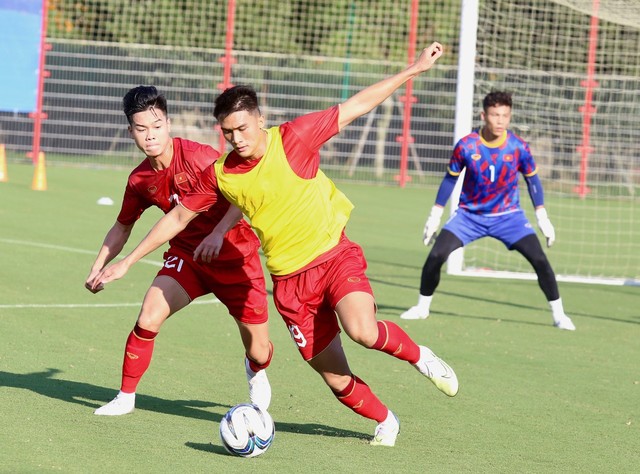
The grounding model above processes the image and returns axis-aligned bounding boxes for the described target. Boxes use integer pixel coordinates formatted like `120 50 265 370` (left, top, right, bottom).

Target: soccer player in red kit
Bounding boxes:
93 44 458 447
85 86 273 416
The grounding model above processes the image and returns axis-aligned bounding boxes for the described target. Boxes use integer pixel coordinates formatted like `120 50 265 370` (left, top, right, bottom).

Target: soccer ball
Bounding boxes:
219 403 275 457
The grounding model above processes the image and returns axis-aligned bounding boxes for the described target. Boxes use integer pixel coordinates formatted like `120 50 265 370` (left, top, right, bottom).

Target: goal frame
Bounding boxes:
448 0 639 287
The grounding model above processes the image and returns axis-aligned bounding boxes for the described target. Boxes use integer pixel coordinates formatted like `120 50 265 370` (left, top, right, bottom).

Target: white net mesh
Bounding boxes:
0 0 637 283
552 0 640 29
2 1 460 184
460 0 639 284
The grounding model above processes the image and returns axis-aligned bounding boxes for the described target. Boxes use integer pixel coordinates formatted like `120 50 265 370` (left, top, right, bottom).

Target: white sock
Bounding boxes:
417 294 433 312
117 390 136 401
549 298 566 320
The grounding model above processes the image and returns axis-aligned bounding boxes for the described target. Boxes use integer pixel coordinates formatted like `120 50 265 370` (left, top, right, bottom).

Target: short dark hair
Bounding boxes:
214 85 260 122
122 85 168 124
483 91 512 111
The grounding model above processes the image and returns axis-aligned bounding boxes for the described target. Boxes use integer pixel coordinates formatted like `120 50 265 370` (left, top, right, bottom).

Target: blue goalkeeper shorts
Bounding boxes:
443 209 536 249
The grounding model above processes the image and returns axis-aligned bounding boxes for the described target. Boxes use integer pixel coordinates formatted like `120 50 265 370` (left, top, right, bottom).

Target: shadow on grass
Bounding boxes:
377 304 549 328
377 292 639 326
0 368 369 443
186 416 371 456
186 419 370 456
370 276 638 326
0 368 226 421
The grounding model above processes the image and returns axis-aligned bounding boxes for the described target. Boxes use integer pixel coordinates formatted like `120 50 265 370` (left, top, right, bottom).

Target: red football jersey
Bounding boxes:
117 137 258 260
182 106 340 213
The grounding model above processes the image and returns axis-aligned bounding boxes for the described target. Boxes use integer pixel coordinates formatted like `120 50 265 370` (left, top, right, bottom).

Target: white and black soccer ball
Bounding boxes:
219 403 275 457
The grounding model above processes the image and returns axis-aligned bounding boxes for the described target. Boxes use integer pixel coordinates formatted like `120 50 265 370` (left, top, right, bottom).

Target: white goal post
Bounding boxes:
448 0 640 286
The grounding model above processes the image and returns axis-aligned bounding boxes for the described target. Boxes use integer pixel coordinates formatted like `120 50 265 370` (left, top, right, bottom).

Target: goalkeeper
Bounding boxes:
401 91 575 331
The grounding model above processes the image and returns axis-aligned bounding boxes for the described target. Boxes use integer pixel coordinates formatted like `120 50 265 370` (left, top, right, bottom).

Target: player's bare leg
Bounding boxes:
307 335 399 446
95 276 190 416
337 291 458 397
236 320 273 411
334 291 381 347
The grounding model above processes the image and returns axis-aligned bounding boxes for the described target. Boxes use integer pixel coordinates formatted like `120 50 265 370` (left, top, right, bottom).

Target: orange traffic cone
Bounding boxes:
0 144 7 182
32 151 47 191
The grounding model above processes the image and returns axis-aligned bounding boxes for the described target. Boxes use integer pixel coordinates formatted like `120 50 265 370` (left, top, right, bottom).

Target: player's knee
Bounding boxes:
348 327 378 348
529 252 551 272
137 310 167 333
425 252 447 271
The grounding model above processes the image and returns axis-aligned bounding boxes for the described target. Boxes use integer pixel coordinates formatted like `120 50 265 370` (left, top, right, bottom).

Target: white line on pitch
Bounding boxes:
0 299 220 309
0 238 163 267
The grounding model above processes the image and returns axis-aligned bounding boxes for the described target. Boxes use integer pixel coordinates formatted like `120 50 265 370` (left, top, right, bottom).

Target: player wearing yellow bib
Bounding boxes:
93 42 458 447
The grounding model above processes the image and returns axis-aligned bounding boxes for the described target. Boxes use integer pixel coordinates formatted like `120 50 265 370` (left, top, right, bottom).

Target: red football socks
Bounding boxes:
120 323 158 393
372 320 420 364
333 374 388 422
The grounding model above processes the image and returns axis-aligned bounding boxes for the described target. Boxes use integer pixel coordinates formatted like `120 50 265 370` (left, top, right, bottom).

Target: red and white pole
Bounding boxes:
28 0 50 165
395 0 419 187
216 0 237 153
575 0 600 198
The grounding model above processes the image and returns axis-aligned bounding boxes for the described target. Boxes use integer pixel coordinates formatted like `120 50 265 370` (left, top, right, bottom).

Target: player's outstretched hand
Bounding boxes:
193 231 224 263
423 205 444 246
535 207 556 247
91 260 131 291
414 42 444 73
85 270 105 294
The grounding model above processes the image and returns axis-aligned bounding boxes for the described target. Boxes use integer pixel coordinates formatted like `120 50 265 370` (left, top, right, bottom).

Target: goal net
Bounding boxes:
20 0 461 179
1 0 637 285
453 0 640 285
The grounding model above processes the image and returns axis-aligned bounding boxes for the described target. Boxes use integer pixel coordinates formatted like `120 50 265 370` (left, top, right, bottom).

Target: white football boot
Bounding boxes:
245 357 271 412
400 305 429 320
413 345 459 397
94 391 135 416
553 315 576 331
370 410 400 447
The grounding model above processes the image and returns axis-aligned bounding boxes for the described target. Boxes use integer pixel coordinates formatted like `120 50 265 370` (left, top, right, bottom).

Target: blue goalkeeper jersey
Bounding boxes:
448 129 538 215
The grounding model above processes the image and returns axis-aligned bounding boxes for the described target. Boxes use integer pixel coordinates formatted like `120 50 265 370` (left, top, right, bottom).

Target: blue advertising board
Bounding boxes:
0 0 42 112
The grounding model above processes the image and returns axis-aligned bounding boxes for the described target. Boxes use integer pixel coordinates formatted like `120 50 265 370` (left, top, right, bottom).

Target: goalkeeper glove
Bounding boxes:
535 207 556 247
423 205 444 246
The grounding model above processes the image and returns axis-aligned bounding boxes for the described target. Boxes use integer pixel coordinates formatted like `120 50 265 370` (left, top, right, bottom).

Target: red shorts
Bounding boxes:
272 237 373 361
157 247 268 324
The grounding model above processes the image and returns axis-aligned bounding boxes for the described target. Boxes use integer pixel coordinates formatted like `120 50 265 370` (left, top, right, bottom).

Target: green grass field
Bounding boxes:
1 162 638 473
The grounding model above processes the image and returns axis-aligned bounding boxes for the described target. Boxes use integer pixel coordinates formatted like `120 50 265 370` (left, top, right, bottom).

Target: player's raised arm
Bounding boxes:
91 205 198 290
338 42 443 130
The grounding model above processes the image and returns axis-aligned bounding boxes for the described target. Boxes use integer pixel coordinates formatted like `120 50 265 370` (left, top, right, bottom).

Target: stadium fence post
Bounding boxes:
0 144 7 182
31 151 47 191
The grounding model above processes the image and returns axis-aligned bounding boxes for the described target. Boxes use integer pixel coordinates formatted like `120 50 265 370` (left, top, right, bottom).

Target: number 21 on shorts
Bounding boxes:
164 255 184 272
